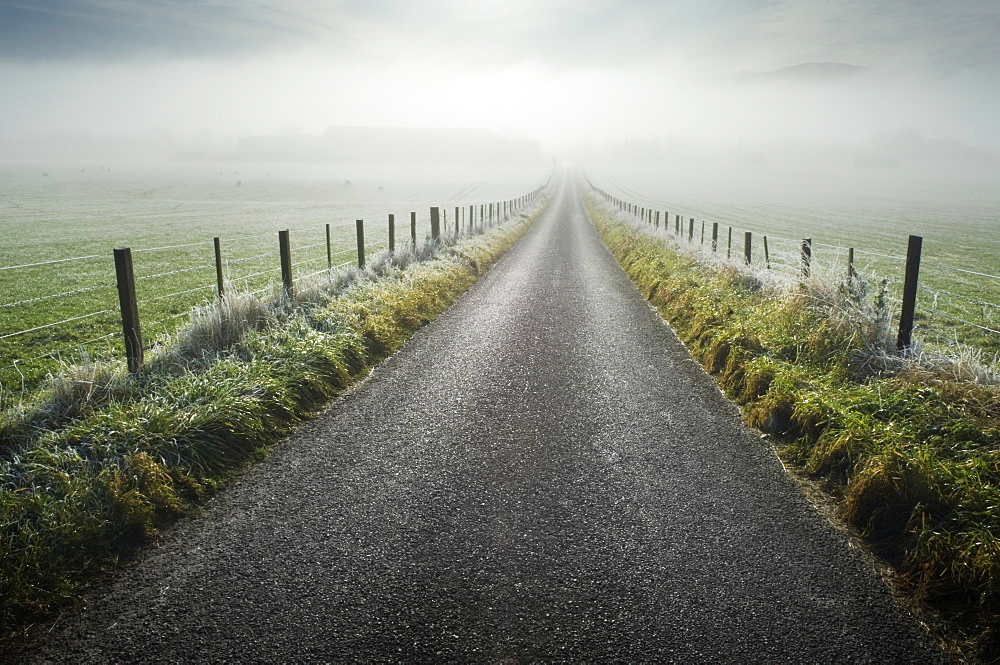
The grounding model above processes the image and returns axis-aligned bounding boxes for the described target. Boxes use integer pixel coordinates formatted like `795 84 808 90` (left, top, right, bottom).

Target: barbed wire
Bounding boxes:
0 308 117 341
1 283 114 308
296 240 329 252
919 285 1000 311
852 248 907 262
927 310 1000 335
132 240 213 253
221 231 278 242
135 264 213 281
291 255 326 269
923 261 1000 282
226 252 274 265
144 310 196 331
140 284 216 304
1 330 121 374
229 267 282 282
0 254 103 272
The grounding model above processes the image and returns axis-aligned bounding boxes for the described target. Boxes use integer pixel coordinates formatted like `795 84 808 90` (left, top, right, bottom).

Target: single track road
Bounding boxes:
27 172 946 663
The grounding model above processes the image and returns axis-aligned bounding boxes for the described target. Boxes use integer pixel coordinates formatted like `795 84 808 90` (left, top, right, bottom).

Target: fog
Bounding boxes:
2 0 999 183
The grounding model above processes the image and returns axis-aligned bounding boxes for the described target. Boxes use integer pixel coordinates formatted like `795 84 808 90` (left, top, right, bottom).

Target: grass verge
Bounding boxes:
586 196 1000 662
0 203 545 645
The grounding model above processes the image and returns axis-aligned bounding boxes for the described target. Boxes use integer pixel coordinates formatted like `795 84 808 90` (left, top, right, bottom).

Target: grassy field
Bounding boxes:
0 160 548 395
588 160 1000 361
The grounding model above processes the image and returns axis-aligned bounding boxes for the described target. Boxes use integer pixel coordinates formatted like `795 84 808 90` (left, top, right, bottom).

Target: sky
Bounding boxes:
1 0 999 156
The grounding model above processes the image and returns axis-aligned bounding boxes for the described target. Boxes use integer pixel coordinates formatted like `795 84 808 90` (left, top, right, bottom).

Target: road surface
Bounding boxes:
28 172 945 663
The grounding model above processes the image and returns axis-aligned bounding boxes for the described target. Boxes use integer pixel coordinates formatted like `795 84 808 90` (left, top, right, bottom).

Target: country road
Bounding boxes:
26 173 946 663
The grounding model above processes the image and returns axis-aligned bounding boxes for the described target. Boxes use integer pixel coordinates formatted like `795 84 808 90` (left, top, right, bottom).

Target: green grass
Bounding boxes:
591 176 1000 362
1 218 429 394
0 200 543 645
587 196 1000 661
1 161 546 395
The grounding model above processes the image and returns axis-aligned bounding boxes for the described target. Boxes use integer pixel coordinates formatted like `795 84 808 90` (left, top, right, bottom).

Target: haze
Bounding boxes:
1 0 999 172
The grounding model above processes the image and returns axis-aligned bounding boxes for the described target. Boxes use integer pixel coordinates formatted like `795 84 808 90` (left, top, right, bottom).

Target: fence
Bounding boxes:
1 187 546 392
589 184 1000 358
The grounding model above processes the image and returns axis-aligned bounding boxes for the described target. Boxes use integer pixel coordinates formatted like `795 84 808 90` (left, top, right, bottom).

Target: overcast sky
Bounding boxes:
1 0 998 152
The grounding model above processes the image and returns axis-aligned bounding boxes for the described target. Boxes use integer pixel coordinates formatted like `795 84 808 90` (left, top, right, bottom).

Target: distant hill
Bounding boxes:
735 62 871 83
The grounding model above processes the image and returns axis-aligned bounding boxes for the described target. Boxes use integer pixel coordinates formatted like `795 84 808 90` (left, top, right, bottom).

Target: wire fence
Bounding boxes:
589 182 1000 361
1 189 546 395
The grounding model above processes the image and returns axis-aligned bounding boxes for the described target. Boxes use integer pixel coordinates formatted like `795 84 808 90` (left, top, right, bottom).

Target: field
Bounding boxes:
587 158 1000 363
0 159 549 395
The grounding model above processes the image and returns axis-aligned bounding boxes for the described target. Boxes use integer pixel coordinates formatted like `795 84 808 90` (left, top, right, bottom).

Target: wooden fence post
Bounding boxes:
688 218 695 243
712 222 719 252
801 238 812 278
325 224 332 270
744 231 752 265
897 234 923 350
388 214 395 253
763 236 771 270
675 215 680 235
455 206 460 236
847 247 856 279
430 207 441 240
410 212 417 248
655 211 660 229
727 227 732 260
279 230 294 298
213 237 224 298
356 219 366 269
700 221 705 245
113 247 143 374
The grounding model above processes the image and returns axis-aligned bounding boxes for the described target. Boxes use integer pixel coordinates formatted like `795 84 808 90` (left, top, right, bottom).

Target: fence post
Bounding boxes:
801 238 812 278
213 237 224 298
279 230 294 298
763 236 771 270
727 227 732 260
688 218 695 243
113 247 143 374
847 247 856 279
410 211 417 248
675 215 680 235
712 222 719 252
700 221 705 245
388 214 395 253
455 206 460 236
655 211 660 229
744 231 752 265
356 219 366 269
897 234 923 350
325 223 332 270
430 207 441 240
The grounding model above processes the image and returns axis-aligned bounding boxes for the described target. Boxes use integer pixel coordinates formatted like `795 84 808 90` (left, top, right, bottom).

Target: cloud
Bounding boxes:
734 0 1000 74
0 0 354 60
1 0 999 152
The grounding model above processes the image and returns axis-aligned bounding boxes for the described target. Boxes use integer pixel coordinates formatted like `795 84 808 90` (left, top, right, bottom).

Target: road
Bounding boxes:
28 173 945 663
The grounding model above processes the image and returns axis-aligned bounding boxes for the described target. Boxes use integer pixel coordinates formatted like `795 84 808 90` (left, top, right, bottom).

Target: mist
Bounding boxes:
2 0 999 182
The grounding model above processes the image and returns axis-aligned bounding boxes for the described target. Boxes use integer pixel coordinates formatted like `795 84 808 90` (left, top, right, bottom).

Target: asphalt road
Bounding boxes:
27 173 946 663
